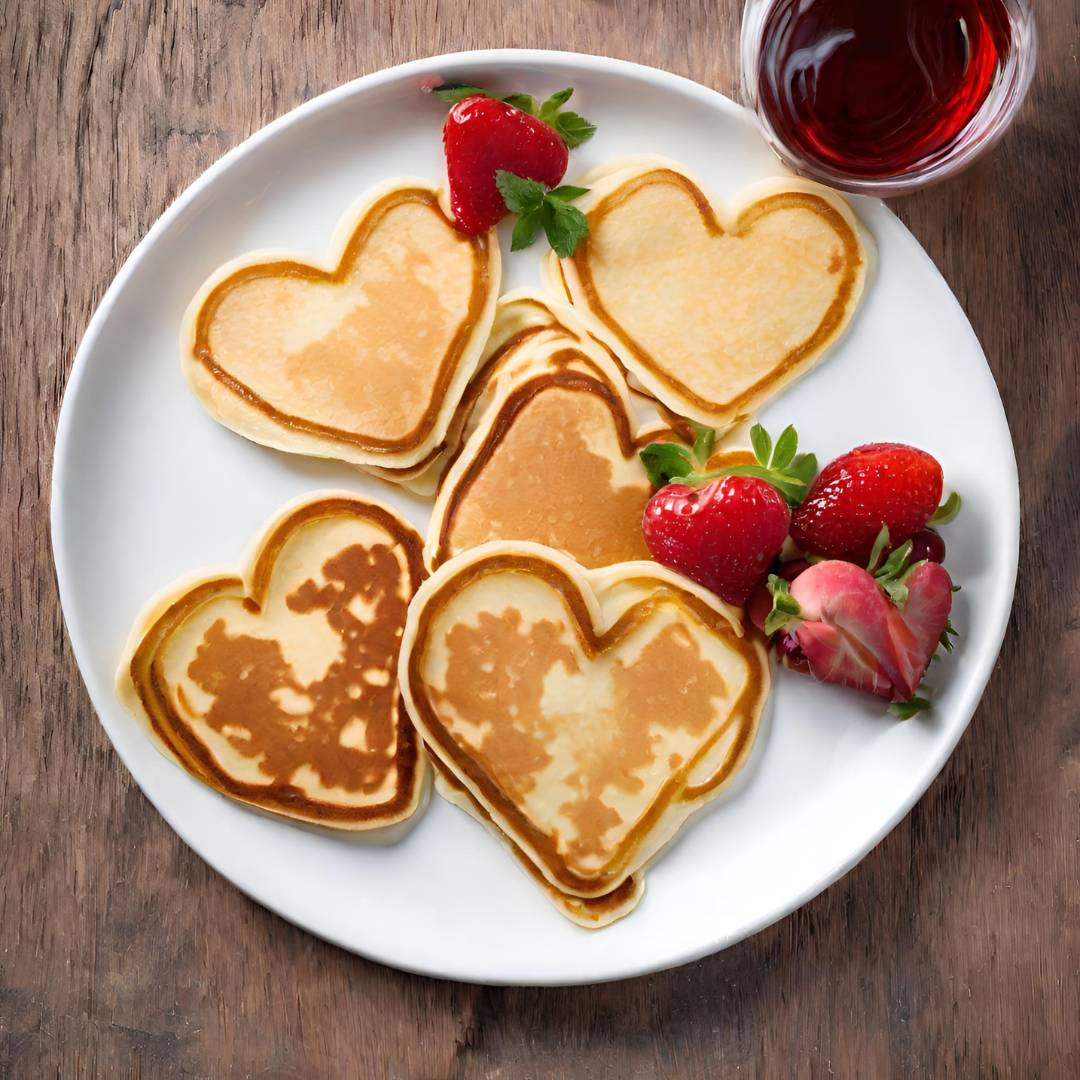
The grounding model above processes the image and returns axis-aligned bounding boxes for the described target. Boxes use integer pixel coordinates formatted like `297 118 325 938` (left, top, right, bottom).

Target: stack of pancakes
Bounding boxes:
117 160 870 923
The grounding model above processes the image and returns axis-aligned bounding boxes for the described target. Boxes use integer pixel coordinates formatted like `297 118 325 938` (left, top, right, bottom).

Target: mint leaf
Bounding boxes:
511 208 544 252
928 491 962 526
552 111 597 149
495 173 591 257
548 185 590 201
433 85 596 148
889 696 932 720
688 421 715 465
501 93 537 114
495 170 546 216
750 424 772 467
433 84 492 104
639 443 693 489
764 575 801 636
536 88 596 149
770 425 798 470
542 198 589 259
538 88 575 125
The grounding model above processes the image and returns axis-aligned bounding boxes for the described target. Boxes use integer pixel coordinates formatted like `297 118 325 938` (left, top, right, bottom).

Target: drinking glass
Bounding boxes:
740 0 1038 196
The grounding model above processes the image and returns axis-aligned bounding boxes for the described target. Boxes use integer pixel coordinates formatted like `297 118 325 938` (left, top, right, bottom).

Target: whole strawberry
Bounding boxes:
639 422 817 607
790 443 948 564
437 86 595 236
643 476 791 606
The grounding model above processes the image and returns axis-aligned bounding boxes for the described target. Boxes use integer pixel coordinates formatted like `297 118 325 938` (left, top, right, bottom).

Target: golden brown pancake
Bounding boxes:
182 179 500 473
365 288 607 495
553 157 871 431
116 492 428 831
426 293 754 572
432 758 644 928
400 542 769 913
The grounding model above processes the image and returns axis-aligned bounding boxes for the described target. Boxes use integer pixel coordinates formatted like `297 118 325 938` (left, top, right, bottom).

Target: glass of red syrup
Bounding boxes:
741 0 1037 195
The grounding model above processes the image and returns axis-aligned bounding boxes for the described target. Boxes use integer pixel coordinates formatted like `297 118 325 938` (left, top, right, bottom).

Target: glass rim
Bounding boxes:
740 0 1039 197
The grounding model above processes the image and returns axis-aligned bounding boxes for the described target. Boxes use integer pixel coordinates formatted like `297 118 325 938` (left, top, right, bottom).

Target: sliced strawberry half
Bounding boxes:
789 560 917 698
769 556 954 706
898 560 954 663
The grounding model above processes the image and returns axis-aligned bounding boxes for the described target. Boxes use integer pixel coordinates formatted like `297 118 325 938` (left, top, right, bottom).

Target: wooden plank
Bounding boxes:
1 1 1077 1075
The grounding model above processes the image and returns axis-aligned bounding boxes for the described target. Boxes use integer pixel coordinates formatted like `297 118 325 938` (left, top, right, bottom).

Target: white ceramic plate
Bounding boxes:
52 50 1019 985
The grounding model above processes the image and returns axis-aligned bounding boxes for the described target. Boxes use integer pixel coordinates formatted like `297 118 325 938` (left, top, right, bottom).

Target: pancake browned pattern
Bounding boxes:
399 542 770 924
365 288 602 495
182 179 500 474
426 292 754 572
552 157 872 431
116 493 428 831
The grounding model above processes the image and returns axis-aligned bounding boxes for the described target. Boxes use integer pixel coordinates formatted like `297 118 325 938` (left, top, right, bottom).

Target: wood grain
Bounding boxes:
2 1 1078 1076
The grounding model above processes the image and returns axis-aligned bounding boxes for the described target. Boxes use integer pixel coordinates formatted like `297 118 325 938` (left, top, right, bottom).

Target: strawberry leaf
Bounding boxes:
770 425 798 470
939 620 959 653
511 208 544 252
866 525 891 573
501 92 538 114
543 198 589 258
785 452 818 500
928 491 962 526
495 170 546 216
764 575 802 636
701 463 809 506
639 442 693 489
875 539 914 609
637 423 816 507
889 695 932 720
432 84 493 104
750 424 772 467
688 420 715 465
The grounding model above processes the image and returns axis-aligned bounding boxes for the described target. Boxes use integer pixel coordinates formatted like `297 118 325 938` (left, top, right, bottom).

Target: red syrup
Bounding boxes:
755 0 1014 179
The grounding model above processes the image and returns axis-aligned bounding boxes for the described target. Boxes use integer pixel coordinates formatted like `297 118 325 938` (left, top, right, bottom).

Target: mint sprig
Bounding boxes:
638 422 818 508
432 85 596 149
495 172 590 258
536 87 597 148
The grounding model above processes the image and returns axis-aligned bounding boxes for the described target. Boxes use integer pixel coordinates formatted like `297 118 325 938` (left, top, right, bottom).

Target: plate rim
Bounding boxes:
50 47 1020 986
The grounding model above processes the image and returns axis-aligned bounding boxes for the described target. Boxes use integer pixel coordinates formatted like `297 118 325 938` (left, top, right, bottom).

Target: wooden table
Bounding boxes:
3 2 1077 1075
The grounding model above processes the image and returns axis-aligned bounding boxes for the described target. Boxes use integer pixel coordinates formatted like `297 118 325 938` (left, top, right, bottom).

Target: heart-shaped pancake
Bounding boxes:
426 294 754 572
182 179 500 472
366 289 603 495
400 543 769 905
433 759 644 929
116 493 428 830
554 158 871 430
